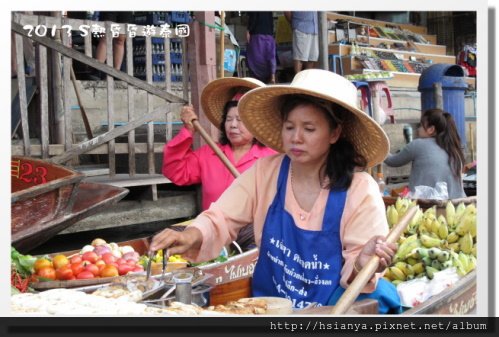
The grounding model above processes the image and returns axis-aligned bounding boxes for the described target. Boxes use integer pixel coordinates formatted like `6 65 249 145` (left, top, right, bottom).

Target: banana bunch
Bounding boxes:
383 198 477 286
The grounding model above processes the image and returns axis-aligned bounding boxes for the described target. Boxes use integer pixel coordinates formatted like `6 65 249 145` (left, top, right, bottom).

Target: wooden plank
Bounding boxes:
48 107 168 164
14 32 30 156
83 19 92 57
126 33 136 176
145 36 158 201
164 37 173 141
37 16 49 159
12 22 186 104
181 37 189 101
12 142 166 156
61 18 75 165
84 173 171 187
105 21 116 176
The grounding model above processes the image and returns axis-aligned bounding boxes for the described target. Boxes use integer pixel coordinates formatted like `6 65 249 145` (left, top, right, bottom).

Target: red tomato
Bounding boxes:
126 260 137 267
70 255 82 264
117 263 133 275
76 271 95 279
55 265 74 280
84 264 100 277
100 265 119 278
70 261 85 276
37 267 56 280
101 253 116 265
132 265 144 273
82 251 99 264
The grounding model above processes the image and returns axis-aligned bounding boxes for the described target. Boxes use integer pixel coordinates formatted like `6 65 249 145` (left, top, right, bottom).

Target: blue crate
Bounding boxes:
134 12 171 25
171 11 190 24
134 54 165 65
170 52 182 64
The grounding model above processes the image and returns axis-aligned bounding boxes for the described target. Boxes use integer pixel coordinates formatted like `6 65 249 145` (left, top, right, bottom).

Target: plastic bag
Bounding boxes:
410 182 449 200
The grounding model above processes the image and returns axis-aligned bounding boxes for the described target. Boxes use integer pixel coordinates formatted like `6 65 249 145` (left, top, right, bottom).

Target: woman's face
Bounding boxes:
417 119 435 138
281 103 341 165
224 106 254 147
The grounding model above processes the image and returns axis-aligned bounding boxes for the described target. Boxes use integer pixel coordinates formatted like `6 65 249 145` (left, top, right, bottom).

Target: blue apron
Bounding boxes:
251 156 402 313
252 156 345 309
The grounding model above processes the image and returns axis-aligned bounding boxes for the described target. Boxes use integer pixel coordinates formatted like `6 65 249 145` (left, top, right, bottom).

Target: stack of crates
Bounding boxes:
132 12 191 82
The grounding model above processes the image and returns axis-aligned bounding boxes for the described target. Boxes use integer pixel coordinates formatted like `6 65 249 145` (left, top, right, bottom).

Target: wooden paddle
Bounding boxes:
191 118 240 178
330 205 418 314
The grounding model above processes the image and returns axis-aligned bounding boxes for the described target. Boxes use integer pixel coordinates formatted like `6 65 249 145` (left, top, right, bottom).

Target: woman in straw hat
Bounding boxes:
162 77 277 248
153 70 401 313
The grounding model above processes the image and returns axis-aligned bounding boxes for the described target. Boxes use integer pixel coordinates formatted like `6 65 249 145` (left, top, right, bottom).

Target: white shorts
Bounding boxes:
292 29 319 62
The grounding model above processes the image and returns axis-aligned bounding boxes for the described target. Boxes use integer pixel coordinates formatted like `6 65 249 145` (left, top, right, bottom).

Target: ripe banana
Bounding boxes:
394 235 420 261
455 202 466 223
406 257 419 266
437 216 449 240
447 242 460 252
458 252 470 272
420 233 445 248
471 244 477 257
455 214 472 236
387 205 399 227
459 232 473 254
391 279 403 286
446 231 460 244
430 219 441 237
389 266 407 281
412 262 425 274
446 201 456 227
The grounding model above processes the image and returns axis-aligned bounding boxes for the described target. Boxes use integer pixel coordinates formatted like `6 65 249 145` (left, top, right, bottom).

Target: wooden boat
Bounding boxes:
11 156 129 253
12 156 84 233
29 235 476 315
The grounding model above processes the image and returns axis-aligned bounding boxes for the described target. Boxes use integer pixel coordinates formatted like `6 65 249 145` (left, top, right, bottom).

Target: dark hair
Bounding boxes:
280 95 367 190
219 100 264 146
421 108 465 180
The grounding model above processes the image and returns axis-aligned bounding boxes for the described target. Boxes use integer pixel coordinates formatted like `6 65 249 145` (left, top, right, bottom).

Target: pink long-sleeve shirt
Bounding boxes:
186 154 389 292
162 127 277 210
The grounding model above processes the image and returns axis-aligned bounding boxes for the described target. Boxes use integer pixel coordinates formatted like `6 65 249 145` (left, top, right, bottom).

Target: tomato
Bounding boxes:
101 253 116 265
117 263 133 276
34 258 52 273
95 259 106 272
55 265 74 280
52 254 69 270
37 266 56 280
82 251 99 264
126 260 137 267
70 261 85 276
100 265 119 278
76 271 95 279
84 264 100 277
70 255 82 264
132 265 144 273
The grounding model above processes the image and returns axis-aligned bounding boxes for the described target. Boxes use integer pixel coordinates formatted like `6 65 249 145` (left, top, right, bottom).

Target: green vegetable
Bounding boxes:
11 247 36 278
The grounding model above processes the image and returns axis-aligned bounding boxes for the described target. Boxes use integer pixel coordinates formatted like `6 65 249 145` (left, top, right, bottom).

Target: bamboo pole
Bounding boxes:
331 205 418 314
219 11 225 78
191 119 240 178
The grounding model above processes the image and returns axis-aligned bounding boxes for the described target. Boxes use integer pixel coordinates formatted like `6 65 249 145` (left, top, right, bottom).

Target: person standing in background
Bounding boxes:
284 11 319 74
246 11 277 84
95 12 134 71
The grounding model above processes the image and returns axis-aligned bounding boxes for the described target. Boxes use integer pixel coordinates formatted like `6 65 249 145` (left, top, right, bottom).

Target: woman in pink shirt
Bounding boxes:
162 77 277 248
153 70 401 313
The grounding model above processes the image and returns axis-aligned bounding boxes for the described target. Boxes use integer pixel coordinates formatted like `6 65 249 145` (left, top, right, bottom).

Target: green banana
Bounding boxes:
425 266 440 279
411 247 429 259
441 260 453 269
427 247 443 260
469 214 477 238
431 259 443 270
422 256 433 266
420 233 445 248
437 250 450 262
467 255 477 273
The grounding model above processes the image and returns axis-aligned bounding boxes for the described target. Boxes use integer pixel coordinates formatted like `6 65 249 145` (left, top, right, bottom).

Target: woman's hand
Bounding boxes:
356 235 397 273
180 105 197 132
149 227 203 257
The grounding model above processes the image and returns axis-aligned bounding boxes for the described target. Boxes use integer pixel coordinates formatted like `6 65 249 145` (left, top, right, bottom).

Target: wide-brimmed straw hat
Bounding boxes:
201 77 265 130
238 69 389 167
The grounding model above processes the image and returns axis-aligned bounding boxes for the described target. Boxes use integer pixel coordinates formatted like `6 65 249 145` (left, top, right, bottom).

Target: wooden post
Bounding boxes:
145 35 158 201
105 21 116 176
433 82 443 110
219 11 225 79
126 33 136 175
318 11 329 70
188 11 217 149
37 16 49 159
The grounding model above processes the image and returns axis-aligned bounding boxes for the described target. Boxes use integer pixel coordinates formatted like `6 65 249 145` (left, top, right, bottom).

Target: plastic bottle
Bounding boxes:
376 172 387 195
